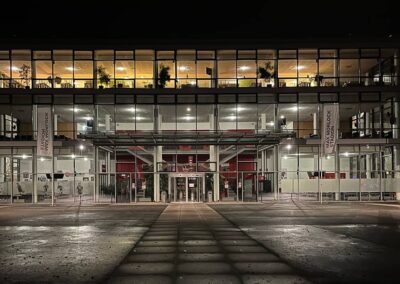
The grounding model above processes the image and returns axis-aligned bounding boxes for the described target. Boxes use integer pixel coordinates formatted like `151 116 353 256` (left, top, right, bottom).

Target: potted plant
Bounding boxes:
55 76 62 85
47 76 53 87
314 74 324 86
96 66 111 89
257 62 275 87
157 64 171 88
19 64 31 89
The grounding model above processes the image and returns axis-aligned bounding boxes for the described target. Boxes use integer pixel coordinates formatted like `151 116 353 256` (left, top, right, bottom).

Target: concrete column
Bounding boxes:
366 154 371 179
54 114 58 135
33 150 37 203
313 113 318 135
274 145 279 200
105 114 111 132
260 113 266 130
209 113 219 201
274 105 280 132
154 146 162 202
393 101 399 139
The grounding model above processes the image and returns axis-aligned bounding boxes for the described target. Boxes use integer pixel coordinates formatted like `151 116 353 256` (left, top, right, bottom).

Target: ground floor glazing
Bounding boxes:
1 142 400 204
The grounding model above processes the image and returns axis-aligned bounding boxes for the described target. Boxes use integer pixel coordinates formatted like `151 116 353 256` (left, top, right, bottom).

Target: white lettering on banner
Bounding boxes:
37 106 53 157
322 104 339 155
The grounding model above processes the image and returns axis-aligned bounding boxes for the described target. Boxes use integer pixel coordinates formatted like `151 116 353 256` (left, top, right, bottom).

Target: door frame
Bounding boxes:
169 172 205 202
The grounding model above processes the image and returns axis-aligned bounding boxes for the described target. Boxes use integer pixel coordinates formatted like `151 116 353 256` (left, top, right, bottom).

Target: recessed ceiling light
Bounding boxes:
79 144 84 150
116 67 126 71
295 65 306 70
40 157 45 162
286 145 292 150
22 154 27 159
65 66 75 71
182 116 195 121
11 66 20 71
186 107 191 112
178 66 188 71
239 66 250 71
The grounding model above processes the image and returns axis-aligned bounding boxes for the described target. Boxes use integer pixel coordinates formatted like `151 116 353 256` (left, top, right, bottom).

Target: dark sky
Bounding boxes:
1 0 397 42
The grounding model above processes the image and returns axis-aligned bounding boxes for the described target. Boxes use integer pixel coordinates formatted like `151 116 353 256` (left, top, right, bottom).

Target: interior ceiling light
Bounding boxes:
239 66 250 71
116 67 126 71
178 66 188 71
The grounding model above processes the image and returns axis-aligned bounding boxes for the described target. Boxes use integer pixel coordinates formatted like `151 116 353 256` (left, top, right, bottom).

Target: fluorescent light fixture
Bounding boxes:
280 115 285 119
291 106 299 111
83 116 93 120
236 107 246 112
186 107 191 112
79 144 84 150
190 81 196 85
295 65 306 70
182 116 195 121
178 66 188 71
344 152 349 157
65 66 75 71
22 154 27 159
84 157 88 161
40 157 45 162
71 108 80 112
135 116 145 121
11 66 20 71
286 145 292 150
116 67 126 71
71 154 76 159
226 115 237 120
283 155 288 160
238 66 250 71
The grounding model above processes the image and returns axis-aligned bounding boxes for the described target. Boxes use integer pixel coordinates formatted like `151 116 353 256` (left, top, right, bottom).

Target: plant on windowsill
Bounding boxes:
55 76 62 85
19 64 31 89
314 74 324 86
96 66 111 89
157 65 171 88
257 62 275 87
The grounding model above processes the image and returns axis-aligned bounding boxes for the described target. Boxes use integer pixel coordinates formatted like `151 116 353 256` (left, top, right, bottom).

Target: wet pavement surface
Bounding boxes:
211 201 400 284
1 202 399 283
0 205 166 283
107 203 309 284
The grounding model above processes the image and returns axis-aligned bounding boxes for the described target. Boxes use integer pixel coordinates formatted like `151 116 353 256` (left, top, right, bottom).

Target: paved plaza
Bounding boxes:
1 201 400 283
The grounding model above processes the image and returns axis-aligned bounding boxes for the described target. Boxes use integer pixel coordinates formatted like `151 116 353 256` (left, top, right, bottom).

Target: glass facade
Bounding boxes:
0 45 400 204
0 48 398 89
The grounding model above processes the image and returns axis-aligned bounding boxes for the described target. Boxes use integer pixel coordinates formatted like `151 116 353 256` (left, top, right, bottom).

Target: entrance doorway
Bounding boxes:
170 173 205 202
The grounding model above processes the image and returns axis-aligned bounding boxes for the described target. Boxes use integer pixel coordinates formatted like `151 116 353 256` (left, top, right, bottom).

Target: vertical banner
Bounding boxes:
37 106 53 157
322 104 339 155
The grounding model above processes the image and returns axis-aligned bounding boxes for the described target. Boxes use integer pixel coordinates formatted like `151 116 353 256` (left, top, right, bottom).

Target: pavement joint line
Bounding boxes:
106 203 311 283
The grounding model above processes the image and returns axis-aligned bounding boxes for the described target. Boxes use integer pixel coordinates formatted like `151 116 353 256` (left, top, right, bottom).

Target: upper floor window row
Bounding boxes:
0 48 398 89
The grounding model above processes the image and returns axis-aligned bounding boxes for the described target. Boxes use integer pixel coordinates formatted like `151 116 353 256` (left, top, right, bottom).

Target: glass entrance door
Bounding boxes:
170 174 205 202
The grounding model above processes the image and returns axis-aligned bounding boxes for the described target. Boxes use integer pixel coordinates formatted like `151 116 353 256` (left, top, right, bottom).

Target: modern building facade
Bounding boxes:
0 41 399 204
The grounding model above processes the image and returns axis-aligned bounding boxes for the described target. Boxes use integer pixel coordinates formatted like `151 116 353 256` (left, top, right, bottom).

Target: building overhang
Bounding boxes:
78 131 295 146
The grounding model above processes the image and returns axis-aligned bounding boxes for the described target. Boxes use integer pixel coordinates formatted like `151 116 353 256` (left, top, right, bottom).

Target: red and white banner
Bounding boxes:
322 104 339 155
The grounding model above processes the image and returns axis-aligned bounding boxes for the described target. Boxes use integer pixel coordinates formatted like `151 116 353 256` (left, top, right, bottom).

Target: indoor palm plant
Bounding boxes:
157 64 171 88
96 66 111 89
257 62 275 87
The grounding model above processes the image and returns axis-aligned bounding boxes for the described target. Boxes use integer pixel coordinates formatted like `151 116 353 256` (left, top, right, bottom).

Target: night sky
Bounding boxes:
1 0 397 43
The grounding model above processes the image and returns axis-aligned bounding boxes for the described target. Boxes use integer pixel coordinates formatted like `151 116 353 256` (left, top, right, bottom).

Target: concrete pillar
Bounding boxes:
313 112 318 135
366 154 371 179
209 113 219 201
260 113 266 130
393 101 399 139
33 150 37 203
273 145 279 200
105 114 111 132
274 105 280 132
54 114 58 135
394 50 398 86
